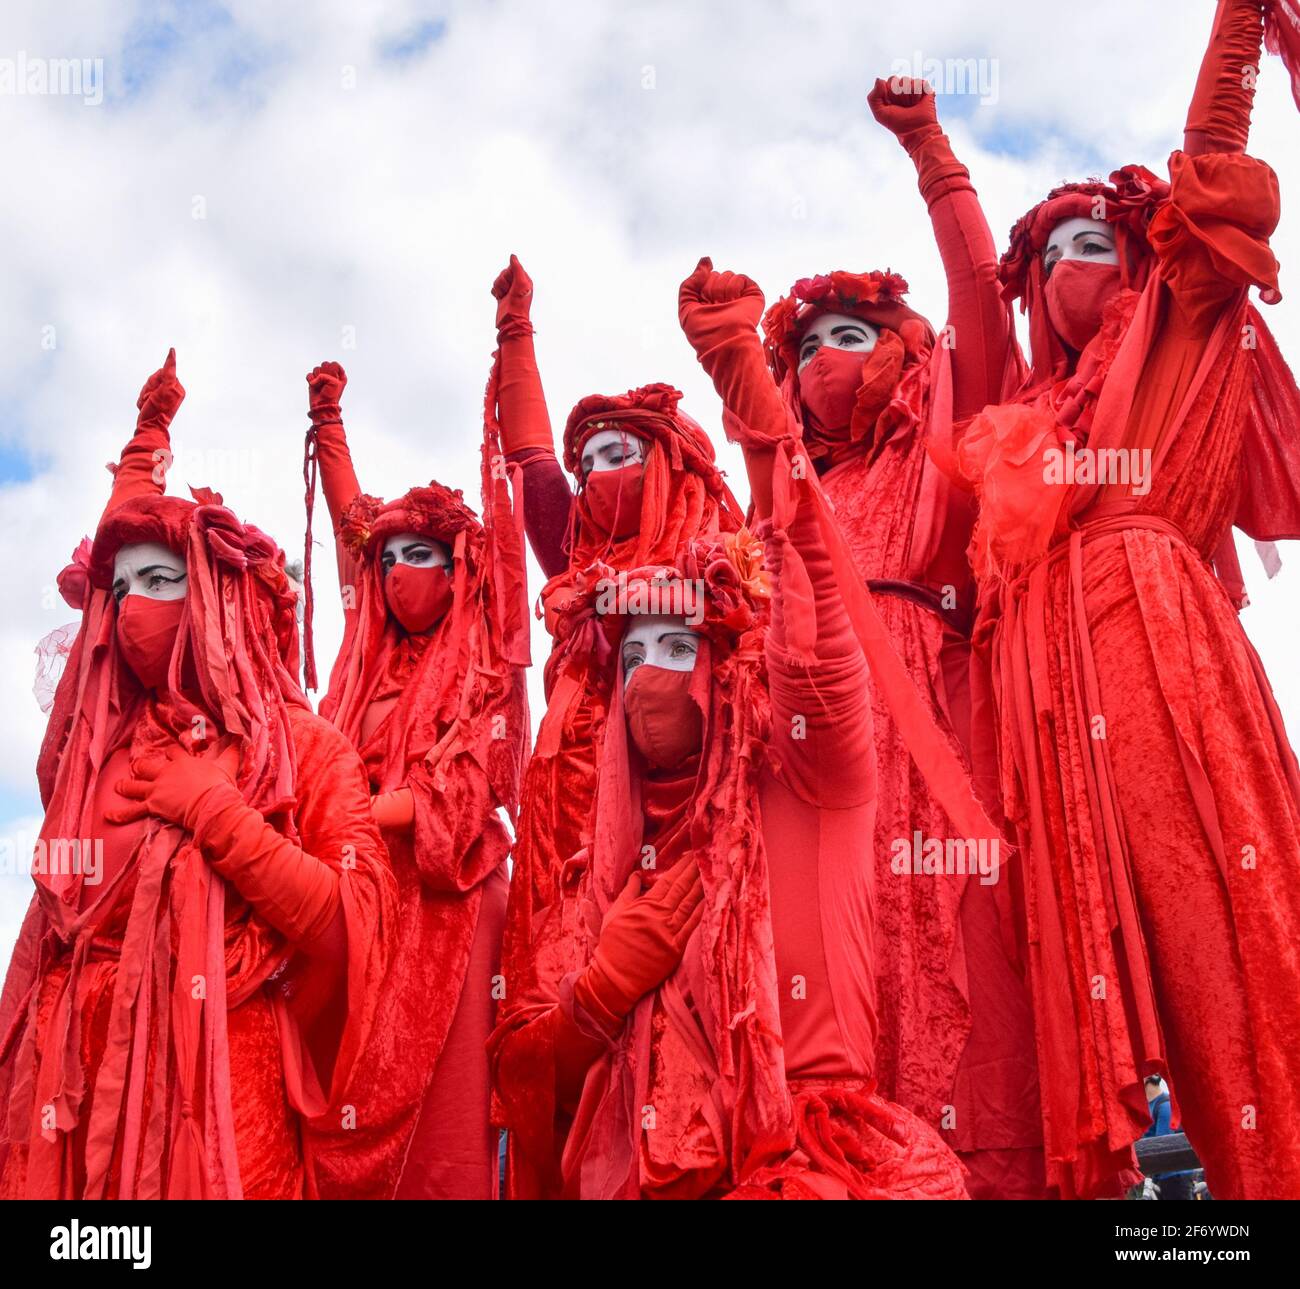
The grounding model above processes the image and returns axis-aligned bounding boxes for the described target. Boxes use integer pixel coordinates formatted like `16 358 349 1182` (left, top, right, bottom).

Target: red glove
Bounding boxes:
573 860 704 1034
135 348 186 433
492 254 535 341
868 76 940 151
107 739 240 830
491 255 554 455
868 77 971 209
678 258 787 515
306 361 347 427
677 256 765 358
371 786 414 831
112 738 341 946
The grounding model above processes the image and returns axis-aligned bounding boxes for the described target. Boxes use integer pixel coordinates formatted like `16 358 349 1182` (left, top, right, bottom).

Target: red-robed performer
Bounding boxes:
487 260 979 1200
299 361 529 1199
485 258 744 1008
0 351 395 1199
927 0 1300 1199
755 210 1043 1191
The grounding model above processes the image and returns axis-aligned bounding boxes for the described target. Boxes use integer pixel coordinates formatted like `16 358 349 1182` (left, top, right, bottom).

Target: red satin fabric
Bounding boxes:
115 595 185 691
383 564 453 635
1044 261 1122 354
960 146 1300 1199
624 665 703 770
580 463 645 541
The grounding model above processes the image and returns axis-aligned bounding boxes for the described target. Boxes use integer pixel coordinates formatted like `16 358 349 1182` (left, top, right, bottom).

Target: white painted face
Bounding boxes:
112 541 187 604
621 613 700 682
1043 217 1118 272
581 428 646 475
797 311 879 373
380 532 451 576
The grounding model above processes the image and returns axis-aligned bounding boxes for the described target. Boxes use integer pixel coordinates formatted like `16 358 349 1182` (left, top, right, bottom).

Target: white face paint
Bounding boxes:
621 613 700 682
797 311 879 373
580 427 646 475
1043 217 1118 272
380 532 451 576
112 541 187 604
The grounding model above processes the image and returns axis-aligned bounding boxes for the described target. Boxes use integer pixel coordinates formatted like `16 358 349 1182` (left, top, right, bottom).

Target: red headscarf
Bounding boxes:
762 270 935 470
317 481 528 826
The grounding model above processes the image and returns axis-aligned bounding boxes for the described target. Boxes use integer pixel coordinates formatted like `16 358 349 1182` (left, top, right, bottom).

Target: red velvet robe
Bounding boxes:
0 416 394 1200
303 420 526 1199
960 146 1300 1200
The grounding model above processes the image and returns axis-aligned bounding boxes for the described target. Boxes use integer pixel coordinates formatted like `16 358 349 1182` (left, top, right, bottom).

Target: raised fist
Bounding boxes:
492 254 534 333
677 257 765 355
136 348 186 430
306 361 347 418
867 76 939 138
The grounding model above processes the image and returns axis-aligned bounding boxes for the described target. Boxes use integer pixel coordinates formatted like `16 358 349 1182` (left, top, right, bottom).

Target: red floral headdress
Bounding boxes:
761 270 930 384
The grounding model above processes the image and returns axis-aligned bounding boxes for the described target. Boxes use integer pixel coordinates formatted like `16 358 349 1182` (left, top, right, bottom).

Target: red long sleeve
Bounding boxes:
104 422 171 517
757 468 874 810
497 325 572 577
309 418 363 589
902 127 1018 420
506 447 573 579
1184 0 1266 156
189 783 342 946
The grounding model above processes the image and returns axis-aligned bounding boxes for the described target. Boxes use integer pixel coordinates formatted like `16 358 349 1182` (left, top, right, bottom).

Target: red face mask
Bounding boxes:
116 594 186 690
385 564 453 634
798 346 865 436
1044 260 1121 353
582 463 645 540
624 664 703 770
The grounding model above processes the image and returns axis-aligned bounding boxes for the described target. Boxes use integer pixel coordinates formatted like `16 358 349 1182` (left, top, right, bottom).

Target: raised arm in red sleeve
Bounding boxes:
492 256 573 578
103 348 185 517
678 261 873 807
868 78 1019 419
1184 0 1267 156
306 361 363 590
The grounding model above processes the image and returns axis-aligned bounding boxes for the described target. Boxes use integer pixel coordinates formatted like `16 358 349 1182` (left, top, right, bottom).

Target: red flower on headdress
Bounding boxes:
761 270 912 360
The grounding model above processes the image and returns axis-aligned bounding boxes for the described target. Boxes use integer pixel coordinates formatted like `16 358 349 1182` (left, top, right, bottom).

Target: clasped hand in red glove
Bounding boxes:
867 76 939 146
107 739 241 832
306 361 347 424
136 348 186 432
575 859 704 1033
677 257 765 359
492 253 535 336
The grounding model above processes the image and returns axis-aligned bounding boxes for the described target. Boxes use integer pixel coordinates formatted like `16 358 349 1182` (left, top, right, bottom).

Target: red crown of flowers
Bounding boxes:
761 270 912 358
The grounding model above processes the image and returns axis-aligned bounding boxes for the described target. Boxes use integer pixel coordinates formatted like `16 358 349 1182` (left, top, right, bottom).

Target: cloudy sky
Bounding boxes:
2 0 1298 962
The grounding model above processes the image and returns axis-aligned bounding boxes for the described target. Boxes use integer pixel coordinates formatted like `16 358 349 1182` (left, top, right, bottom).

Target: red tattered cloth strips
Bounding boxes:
940 0 1300 1200
0 359 394 1198
298 369 529 1197
491 531 969 1199
499 382 744 1039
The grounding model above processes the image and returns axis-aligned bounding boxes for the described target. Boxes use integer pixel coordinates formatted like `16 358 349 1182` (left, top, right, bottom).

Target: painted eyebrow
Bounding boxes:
137 564 183 577
657 631 696 643
829 324 868 336
1073 229 1113 243
400 542 434 554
